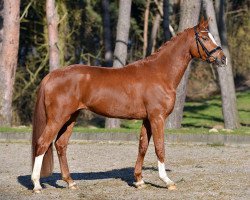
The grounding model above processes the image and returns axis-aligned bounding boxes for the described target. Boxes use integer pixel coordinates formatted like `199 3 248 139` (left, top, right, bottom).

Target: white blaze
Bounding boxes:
208 32 218 46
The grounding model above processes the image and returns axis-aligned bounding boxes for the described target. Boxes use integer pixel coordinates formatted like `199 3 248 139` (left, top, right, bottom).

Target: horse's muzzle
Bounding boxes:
216 55 227 67
221 55 227 65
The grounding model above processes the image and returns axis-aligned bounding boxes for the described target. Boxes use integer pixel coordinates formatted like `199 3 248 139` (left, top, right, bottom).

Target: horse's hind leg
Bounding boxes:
55 111 79 190
32 117 70 193
134 119 152 188
32 154 45 193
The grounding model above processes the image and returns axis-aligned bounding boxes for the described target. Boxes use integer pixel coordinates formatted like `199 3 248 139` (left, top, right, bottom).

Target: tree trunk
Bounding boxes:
0 0 20 126
46 0 59 72
105 0 132 128
163 0 171 41
102 0 113 67
147 11 161 56
203 0 240 129
0 0 3 51
166 0 201 128
143 0 150 58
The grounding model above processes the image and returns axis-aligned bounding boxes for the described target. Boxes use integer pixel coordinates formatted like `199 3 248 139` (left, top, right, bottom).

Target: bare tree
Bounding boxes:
143 0 150 58
163 0 171 41
0 0 3 51
46 0 59 71
153 0 175 37
147 0 174 56
203 0 240 129
166 0 201 128
102 0 113 67
105 0 132 128
0 0 20 126
147 0 163 56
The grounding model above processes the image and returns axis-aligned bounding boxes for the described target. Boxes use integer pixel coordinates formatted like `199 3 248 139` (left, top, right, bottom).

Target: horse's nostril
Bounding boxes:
221 55 226 64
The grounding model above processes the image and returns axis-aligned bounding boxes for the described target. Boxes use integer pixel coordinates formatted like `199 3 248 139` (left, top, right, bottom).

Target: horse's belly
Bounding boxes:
87 100 147 119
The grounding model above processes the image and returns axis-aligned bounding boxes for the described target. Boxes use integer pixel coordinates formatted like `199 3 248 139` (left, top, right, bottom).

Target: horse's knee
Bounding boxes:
139 144 148 156
35 139 50 156
55 141 67 155
138 133 150 155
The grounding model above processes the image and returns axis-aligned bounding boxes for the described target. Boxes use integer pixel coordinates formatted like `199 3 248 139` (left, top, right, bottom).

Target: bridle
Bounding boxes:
194 26 222 63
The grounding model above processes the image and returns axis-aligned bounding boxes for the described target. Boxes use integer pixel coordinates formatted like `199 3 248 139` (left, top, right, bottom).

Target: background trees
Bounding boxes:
166 0 201 129
0 0 20 126
0 0 3 51
46 0 59 71
163 0 172 41
203 0 239 129
0 0 248 129
105 0 132 128
102 0 113 67
167 0 240 129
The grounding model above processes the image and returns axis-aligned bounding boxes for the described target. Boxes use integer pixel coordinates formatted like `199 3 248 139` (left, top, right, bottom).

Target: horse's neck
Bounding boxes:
151 31 192 90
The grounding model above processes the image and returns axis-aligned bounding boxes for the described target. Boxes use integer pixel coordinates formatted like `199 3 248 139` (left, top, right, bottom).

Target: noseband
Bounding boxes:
194 26 222 63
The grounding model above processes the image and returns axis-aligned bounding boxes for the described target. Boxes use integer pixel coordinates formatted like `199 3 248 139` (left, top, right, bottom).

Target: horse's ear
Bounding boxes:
203 17 209 29
200 16 205 24
198 16 209 30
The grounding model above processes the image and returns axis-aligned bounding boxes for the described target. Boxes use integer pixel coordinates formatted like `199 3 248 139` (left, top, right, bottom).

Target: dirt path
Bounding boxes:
0 141 249 200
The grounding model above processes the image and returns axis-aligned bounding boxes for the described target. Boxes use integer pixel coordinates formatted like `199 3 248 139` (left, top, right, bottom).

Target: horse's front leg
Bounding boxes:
134 119 152 188
149 114 176 190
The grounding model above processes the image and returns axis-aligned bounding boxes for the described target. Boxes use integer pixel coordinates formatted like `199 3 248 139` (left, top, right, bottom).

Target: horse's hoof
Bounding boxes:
69 182 78 190
69 185 78 190
134 180 147 189
167 184 177 190
137 183 147 189
33 189 42 194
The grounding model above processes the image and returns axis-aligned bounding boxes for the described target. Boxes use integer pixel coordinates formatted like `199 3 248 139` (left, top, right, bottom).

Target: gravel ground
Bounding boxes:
0 141 249 200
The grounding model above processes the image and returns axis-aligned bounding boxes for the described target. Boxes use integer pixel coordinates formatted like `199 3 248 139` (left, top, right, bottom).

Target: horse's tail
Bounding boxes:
32 80 54 177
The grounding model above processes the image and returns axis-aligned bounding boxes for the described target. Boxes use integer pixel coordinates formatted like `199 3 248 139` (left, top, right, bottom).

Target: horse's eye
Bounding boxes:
202 36 208 41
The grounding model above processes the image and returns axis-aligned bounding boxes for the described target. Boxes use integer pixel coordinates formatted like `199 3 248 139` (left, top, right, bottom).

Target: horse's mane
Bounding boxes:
126 27 192 67
150 29 191 57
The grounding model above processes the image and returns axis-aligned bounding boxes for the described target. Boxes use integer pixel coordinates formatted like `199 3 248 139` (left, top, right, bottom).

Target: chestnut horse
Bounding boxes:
31 19 226 193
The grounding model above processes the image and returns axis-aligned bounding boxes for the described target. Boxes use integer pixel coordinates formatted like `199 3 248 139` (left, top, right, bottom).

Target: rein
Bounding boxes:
194 26 222 63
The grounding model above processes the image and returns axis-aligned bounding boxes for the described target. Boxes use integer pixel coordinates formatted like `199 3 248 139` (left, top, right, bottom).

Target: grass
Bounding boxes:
0 126 135 133
0 91 249 135
1 125 249 135
0 126 32 133
182 91 250 128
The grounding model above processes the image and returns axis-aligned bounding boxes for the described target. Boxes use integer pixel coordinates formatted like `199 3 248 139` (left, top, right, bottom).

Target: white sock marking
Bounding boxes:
208 32 218 46
32 154 45 191
135 180 145 187
158 160 174 185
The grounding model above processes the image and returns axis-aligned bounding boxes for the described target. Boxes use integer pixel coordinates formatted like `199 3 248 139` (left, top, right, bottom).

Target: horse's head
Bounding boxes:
190 18 227 67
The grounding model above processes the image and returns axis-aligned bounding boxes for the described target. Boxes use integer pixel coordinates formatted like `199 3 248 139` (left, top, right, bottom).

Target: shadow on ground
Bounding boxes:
18 167 135 190
18 166 172 190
